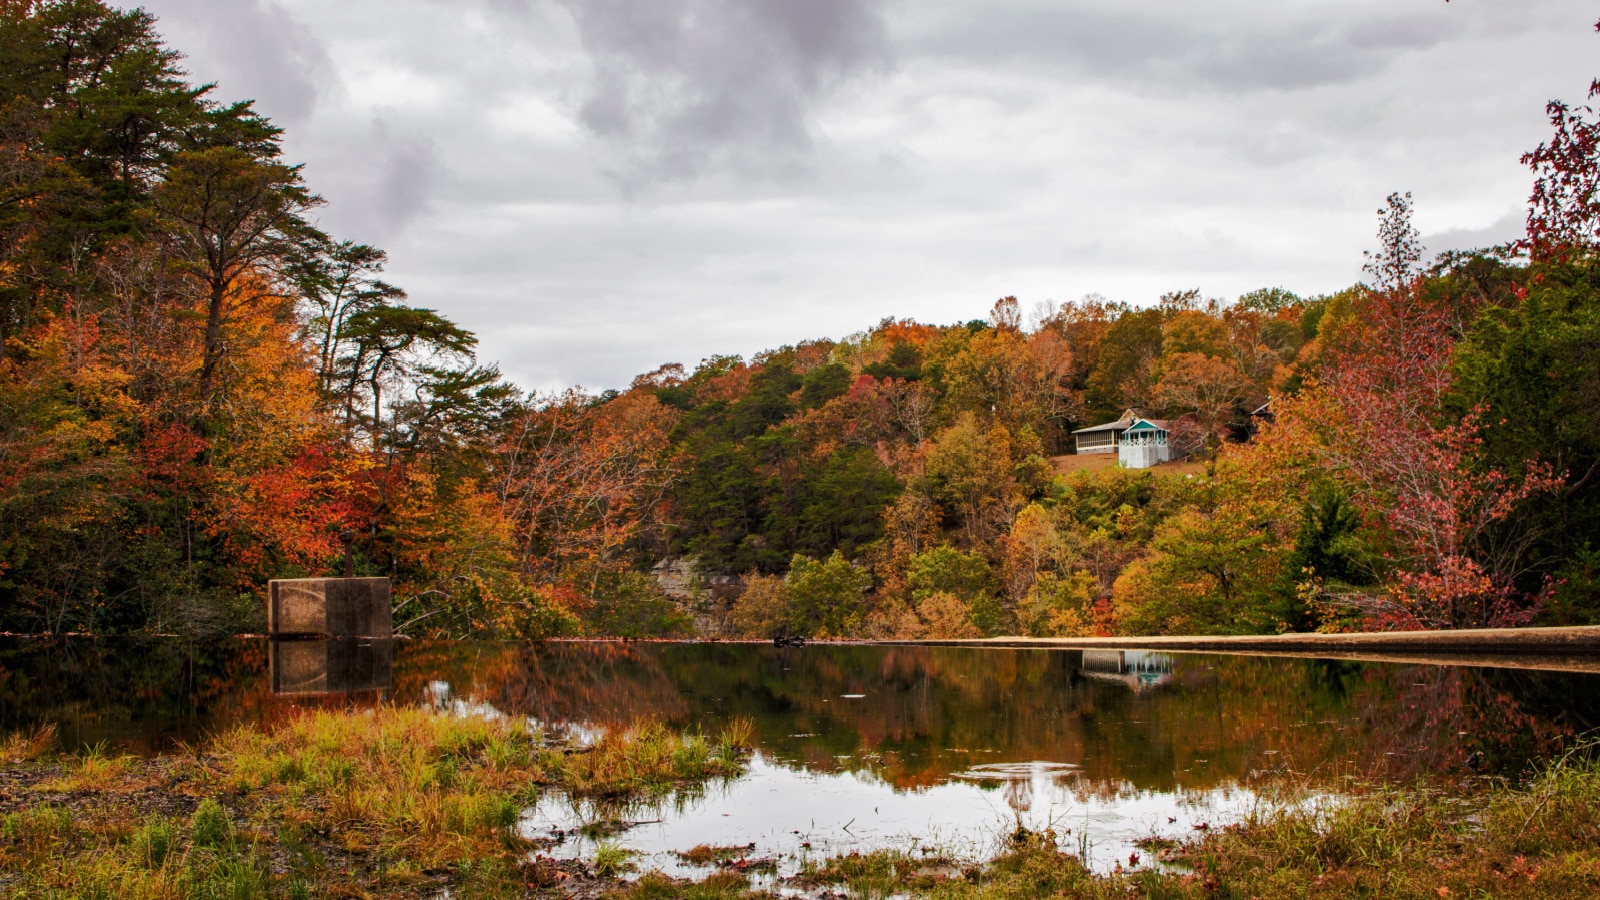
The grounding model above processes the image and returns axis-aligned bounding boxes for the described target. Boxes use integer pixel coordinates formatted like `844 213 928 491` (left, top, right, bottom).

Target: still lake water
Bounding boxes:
1 638 1596 873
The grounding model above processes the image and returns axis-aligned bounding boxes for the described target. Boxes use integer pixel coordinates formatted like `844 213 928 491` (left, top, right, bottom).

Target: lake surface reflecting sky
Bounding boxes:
5 638 1595 871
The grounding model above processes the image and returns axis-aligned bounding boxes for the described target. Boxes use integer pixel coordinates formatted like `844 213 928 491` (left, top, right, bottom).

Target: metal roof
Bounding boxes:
1072 417 1136 434
1074 414 1171 434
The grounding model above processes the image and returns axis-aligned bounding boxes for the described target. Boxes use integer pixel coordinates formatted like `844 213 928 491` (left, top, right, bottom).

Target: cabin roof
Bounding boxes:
1127 418 1170 432
1073 417 1135 435
1074 410 1174 436
1074 410 1144 434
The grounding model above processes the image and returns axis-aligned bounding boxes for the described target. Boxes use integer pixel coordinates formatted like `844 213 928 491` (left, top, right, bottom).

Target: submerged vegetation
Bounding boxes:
607 758 1600 900
6 706 1597 898
0 707 751 898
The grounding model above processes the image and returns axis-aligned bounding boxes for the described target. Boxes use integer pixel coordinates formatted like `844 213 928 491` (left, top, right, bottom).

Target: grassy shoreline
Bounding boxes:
0 709 750 898
1 710 1598 898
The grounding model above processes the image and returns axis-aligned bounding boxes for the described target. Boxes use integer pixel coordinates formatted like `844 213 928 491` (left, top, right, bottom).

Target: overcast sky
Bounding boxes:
130 0 1594 392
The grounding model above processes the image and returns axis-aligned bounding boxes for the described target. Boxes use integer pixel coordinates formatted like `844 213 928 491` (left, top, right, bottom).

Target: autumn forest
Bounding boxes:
2 1 1597 640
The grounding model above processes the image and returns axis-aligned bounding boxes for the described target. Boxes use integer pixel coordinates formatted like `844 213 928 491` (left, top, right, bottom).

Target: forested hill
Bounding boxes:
1 2 1596 640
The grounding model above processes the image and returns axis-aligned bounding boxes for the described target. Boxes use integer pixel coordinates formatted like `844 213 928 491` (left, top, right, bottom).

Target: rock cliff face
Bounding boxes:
651 557 743 634
650 558 698 602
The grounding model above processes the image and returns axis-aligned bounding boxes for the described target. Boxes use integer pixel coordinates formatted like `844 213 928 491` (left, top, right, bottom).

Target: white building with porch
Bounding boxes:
1071 411 1173 469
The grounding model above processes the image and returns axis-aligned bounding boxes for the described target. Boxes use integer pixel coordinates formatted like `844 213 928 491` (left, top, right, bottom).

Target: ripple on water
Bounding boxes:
954 761 1080 781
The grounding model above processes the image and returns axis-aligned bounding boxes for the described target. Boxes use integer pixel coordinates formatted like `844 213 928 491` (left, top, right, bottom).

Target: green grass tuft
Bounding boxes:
189 799 230 848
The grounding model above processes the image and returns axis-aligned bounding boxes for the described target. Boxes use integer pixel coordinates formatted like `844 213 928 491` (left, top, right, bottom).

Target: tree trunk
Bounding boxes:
1567 455 1600 498
197 276 227 416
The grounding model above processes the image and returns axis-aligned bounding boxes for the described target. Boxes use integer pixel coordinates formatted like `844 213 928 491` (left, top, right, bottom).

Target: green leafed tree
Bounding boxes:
150 147 322 412
1084 307 1162 420
908 543 1005 635
784 550 871 638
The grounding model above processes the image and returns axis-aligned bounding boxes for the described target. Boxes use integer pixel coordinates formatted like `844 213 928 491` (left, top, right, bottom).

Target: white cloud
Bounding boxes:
131 0 1596 391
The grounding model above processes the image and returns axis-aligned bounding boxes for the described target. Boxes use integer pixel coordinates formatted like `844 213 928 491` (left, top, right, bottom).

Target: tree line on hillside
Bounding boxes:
1 1 1596 638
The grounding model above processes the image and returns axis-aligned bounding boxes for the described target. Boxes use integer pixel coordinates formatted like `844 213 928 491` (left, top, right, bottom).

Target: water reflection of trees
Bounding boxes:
388 642 1600 792
0 638 386 752
0 639 1595 792
0 638 273 752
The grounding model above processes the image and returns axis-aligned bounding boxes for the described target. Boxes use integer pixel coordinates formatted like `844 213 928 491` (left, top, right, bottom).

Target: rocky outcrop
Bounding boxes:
651 557 744 635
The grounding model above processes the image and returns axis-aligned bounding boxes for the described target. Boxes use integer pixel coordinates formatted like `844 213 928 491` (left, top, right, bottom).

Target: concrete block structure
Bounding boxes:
268 577 392 638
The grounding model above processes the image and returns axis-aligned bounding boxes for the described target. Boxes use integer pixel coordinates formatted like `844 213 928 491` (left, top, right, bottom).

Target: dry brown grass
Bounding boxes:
35 741 135 792
1 722 57 763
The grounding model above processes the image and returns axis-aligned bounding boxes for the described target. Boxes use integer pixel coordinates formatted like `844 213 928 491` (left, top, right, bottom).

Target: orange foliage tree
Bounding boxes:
494 388 677 597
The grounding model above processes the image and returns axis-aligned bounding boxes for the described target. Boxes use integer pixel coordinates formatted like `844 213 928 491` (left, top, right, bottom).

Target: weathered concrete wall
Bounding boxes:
268 577 392 638
270 638 393 696
928 625 1600 654
875 625 1600 673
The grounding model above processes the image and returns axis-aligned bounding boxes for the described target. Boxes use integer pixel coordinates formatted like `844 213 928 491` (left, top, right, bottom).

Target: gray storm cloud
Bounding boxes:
120 0 1591 392
370 126 443 236
551 0 893 187
323 118 444 243
140 0 445 244
146 0 332 125
904 4 1460 93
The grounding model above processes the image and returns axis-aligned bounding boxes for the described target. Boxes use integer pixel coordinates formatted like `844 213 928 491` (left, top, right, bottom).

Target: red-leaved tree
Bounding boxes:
1521 21 1600 261
1295 195 1563 628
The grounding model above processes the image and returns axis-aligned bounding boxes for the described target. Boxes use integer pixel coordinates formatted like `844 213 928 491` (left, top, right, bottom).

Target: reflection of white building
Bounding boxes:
1080 650 1174 691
